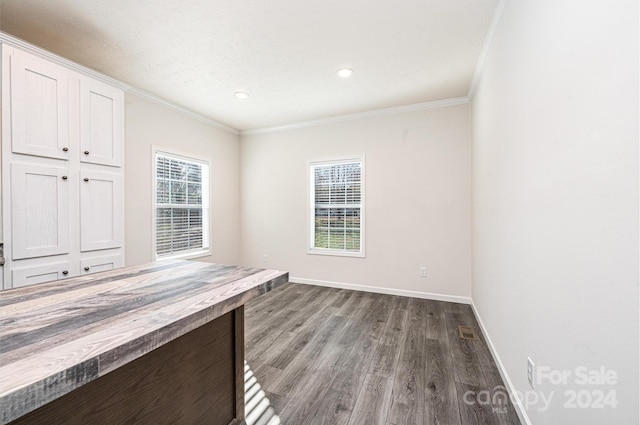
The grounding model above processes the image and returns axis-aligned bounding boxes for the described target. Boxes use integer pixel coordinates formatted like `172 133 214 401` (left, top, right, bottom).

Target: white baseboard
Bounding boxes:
470 300 533 425
289 276 472 305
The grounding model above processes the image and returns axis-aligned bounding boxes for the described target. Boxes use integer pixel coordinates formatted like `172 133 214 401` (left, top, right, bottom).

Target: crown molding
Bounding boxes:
241 96 470 136
0 31 129 90
1 20 494 139
126 88 239 135
467 0 511 99
0 31 240 136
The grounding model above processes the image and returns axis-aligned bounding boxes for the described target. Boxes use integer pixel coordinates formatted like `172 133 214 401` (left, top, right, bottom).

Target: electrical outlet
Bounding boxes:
527 357 535 388
262 254 268 264
419 267 427 278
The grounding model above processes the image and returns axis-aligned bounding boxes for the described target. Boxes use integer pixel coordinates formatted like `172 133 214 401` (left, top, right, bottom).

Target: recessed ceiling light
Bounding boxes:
337 68 354 78
234 91 249 99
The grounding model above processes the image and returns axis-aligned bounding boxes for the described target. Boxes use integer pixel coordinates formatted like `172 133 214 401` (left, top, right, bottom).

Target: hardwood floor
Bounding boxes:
243 283 521 425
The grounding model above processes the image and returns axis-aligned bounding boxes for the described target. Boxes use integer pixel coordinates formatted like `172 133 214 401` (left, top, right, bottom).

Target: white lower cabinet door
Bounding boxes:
81 254 122 275
80 170 123 252
11 163 70 259
12 262 71 288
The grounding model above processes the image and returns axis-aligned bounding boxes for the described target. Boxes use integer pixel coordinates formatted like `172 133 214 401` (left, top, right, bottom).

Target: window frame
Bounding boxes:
151 146 212 261
307 156 365 258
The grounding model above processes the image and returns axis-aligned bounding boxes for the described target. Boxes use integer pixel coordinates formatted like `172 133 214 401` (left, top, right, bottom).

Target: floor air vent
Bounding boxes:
458 325 479 340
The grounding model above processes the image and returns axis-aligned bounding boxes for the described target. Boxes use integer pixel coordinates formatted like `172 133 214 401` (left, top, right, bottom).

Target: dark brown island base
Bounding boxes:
0 260 288 425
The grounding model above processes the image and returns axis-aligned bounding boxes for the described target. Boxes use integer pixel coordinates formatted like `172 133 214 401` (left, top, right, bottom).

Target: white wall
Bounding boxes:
125 93 241 266
240 104 472 299
471 1 639 424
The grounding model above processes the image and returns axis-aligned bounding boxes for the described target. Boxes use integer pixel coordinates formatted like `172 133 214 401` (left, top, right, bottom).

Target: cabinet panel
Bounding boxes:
80 170 123 252
13 262 71 288
11 163 70 259
80 80 123 167
2 44 125 290
81 254 123 275
10 48 70 160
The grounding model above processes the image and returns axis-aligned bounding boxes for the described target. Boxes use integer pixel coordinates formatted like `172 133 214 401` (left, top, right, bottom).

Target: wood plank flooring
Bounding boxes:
244 283 521 425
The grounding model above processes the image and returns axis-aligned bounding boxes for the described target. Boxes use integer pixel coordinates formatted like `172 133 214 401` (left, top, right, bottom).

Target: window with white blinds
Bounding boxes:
154 150 210 259
309 157 364 257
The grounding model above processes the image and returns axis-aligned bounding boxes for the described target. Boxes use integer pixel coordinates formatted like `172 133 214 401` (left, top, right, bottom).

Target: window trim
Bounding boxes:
151 146 212 261
307 155 365 258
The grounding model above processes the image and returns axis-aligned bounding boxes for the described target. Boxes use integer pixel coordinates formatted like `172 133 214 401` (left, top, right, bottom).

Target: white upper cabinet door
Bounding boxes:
11 163 70 259
80 79 123 167
80 170 123 251
10 48 70 160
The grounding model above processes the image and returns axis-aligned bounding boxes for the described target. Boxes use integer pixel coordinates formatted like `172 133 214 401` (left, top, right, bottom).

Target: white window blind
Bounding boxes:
309 158 364 256
154 152 210 259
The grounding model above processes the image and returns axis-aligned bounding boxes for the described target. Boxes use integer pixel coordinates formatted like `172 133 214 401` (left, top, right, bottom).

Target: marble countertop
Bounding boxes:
0 260 288 424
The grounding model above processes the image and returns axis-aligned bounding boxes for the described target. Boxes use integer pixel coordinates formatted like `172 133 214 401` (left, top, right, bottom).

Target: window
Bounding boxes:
153 149 210 259
309 157 364 257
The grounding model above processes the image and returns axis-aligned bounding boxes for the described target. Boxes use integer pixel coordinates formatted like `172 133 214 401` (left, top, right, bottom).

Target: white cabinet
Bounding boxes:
80 170 123 252
10 163 70 259
9 48 71 160
81 254 123 275
1 44 125 290
80 79 124 167
12 262 72 289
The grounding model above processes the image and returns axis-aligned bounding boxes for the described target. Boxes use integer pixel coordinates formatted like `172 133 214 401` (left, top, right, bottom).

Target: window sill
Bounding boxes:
155 249 212 262
307 249 365 258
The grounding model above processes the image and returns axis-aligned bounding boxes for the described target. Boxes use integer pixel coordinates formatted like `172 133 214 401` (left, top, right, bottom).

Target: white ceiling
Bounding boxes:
1 0 499 131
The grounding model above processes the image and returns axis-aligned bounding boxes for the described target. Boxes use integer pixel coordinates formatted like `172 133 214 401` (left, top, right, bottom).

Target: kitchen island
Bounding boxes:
0 260 288 425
